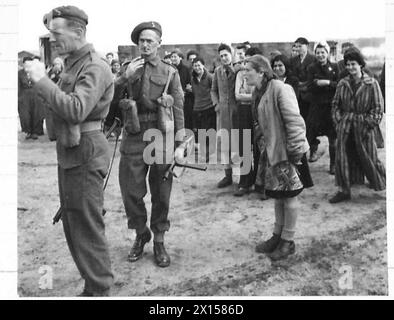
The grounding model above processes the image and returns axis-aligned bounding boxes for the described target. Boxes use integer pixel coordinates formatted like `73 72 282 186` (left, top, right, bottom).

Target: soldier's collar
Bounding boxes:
64 43 94 68
144 54 160 66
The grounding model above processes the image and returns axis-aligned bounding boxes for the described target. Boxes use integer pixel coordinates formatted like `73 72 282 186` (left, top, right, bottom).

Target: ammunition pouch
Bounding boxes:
119 98 141 135
157 93 174 133
156 68 176 133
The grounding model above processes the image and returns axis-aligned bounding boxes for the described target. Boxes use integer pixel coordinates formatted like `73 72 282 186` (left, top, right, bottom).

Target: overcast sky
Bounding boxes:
18 0 385 53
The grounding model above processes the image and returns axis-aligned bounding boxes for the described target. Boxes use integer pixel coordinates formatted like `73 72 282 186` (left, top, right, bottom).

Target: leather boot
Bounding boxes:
329 191 351 203
218 169 233 188
268 239 296 261
128 229 152 262
153 242 171 268
255 233 281 254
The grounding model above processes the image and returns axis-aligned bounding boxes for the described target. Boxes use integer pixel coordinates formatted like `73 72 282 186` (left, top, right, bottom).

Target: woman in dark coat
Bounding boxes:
306 41 339 174
329 50 385 203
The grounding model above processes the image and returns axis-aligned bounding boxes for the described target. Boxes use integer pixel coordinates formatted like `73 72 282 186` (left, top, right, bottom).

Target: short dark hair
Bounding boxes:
295 37 309 45
171 49 184 59
111 59 120 66
245 47 262 57
186 50 199 60
192 57 205 66
236 44 247 51
218 43 232 54
341 42 354 49
344 48 366 68
106 52 114 57
164 53 172 60
271 54 291 76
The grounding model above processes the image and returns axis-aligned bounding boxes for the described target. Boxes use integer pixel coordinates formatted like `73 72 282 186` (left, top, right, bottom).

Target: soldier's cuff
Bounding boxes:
34 76 59 105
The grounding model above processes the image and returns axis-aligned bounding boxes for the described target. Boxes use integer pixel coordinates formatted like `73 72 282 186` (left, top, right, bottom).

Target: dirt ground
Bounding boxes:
17 119 387 297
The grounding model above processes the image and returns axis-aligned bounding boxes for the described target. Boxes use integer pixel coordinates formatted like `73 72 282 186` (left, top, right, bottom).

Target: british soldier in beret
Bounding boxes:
116 21 184 268
24 5 114 296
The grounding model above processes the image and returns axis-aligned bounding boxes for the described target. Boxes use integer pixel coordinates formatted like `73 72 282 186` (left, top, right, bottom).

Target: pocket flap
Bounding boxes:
150 74 167 86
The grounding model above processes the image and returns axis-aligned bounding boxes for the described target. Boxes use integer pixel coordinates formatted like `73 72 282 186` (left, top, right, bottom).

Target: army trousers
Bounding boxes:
58 131 114 294
119 124 173 235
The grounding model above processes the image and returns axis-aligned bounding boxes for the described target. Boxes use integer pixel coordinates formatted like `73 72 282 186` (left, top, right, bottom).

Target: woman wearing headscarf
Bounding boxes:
244 55 311 260
305 40 339 174
329 50 385 203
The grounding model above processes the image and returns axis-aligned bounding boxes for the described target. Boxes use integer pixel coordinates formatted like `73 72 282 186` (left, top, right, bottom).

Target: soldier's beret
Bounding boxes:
43 6 88 28
131 21 162 44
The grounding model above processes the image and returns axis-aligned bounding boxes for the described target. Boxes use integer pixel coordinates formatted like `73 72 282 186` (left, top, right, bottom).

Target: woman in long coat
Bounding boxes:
244 55 311 261
329 50 385 203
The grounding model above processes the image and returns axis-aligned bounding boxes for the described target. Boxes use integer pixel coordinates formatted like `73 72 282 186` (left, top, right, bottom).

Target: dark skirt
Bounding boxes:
265 154 313 199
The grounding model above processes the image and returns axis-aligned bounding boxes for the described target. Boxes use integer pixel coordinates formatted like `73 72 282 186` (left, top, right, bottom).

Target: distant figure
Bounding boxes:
191 57 216 160
171 49 194 131
48 57 64 84
330 50 385 203
271 54 299 99
337 42 354 76
290 44 298 58
186 49 199 67
269 49 282 62
110 59 121 80
106 52 114 65
305 40 339 173
18 56 44 139
163 53 172 64
233 48 254 197
235 43 248 65
290 37 316 120
211 43 238 188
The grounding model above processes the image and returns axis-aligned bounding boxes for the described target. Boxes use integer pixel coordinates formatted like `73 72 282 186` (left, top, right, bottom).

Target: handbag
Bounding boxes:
157 69 175 133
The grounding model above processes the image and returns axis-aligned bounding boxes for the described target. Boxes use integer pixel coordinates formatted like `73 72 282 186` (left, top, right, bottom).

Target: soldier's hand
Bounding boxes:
24 60 47 83
125 57 145 78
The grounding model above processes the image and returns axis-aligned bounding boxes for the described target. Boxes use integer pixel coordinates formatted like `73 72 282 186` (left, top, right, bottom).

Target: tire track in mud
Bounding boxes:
141 207 386 296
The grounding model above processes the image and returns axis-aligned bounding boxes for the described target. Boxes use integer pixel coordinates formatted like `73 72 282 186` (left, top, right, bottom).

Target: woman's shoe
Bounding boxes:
268 239 295 261
234 187 249 197
255 233 281 254
329 191 351 203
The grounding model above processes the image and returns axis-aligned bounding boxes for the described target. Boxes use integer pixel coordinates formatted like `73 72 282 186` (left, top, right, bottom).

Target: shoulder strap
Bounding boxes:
163 68 175 95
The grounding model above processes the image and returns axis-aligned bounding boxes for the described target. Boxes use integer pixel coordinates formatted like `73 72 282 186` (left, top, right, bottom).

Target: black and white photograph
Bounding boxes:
1 0 390 298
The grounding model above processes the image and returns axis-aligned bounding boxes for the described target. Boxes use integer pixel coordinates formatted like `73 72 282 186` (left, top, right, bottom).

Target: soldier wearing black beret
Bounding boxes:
116 21 185 268
25 5 114 296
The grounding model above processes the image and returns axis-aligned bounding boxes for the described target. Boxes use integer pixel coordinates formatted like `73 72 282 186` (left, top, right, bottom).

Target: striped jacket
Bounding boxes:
331 74 385 191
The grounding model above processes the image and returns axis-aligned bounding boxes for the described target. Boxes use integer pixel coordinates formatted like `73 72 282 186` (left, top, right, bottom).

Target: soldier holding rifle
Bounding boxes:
116 21 185 268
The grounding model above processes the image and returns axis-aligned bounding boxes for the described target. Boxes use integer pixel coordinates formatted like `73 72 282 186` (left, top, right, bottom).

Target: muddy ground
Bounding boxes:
17 119 387 297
